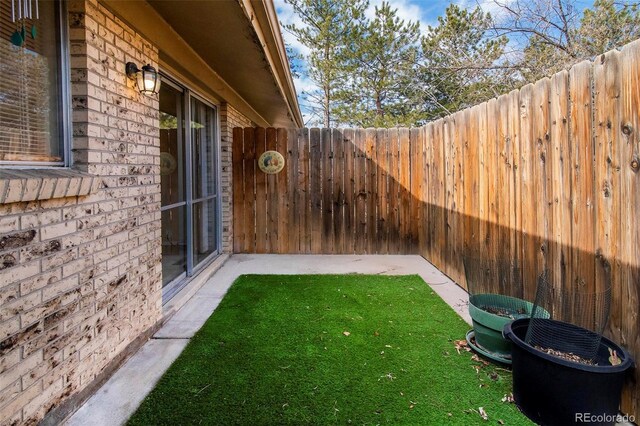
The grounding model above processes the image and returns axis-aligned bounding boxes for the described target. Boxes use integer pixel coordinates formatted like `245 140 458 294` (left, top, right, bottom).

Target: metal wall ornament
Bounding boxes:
9 0 39 47
258 150 285 174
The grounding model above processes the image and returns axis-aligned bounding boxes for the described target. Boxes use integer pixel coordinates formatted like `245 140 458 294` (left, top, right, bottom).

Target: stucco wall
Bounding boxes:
0 0 163 423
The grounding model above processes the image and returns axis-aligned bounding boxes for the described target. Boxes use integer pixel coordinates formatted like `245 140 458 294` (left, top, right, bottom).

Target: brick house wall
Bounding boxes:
0 0 163 423
220 104 253 254
0 0 259 423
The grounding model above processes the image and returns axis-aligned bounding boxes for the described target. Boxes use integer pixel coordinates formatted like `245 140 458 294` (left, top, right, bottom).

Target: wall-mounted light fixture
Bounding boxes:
126 62 161 95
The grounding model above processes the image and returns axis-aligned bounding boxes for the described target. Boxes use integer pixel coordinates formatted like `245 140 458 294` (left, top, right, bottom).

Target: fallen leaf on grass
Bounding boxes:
374 331 380 337
453 340 470 354
464 407 488 421
501 393 514 403
479 407 488 420
343 331 351 336
378 372 396 381
471 354 490 366
195 383 211 395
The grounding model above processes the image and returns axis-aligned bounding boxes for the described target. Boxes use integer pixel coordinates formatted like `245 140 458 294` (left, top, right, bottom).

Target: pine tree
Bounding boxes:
418 5 511 120
334 2 421 127
284 0 368 127
575 0 640 56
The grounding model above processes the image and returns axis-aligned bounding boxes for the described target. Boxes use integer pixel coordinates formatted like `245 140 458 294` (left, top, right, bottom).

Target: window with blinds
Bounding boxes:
0 0 65 164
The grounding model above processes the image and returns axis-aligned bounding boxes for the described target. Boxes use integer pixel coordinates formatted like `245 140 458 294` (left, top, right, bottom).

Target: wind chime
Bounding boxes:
9 0 39 46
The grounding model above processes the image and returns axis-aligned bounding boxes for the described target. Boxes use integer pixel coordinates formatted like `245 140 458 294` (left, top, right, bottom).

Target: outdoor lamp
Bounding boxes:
126 62 161 95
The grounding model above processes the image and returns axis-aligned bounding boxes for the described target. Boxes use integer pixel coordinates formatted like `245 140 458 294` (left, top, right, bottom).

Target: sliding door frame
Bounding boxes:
160 73 222 302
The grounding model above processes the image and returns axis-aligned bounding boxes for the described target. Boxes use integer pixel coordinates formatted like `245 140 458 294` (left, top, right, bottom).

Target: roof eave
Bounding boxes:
239 0 304 128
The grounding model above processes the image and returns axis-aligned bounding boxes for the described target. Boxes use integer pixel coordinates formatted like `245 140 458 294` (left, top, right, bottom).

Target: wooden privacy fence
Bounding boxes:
232 127 423 255
233 39 640 415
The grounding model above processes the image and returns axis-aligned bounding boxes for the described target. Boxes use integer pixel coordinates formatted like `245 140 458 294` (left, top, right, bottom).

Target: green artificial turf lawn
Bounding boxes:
129 275 532 425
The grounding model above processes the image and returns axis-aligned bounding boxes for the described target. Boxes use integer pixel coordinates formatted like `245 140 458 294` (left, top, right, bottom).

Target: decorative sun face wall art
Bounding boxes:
258 150 285 174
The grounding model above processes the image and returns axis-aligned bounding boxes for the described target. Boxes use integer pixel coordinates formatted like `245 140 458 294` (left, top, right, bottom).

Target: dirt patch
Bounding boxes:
534 346 595 365
481 306 527 319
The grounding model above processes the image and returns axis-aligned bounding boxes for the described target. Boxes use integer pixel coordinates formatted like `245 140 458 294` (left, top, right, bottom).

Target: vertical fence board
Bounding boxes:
321 128 334 253
619 40 640 415
549 71 572 298
594 50 621 343
463 106 479 278
276 128 289 253
333 129 345 254
309 128 322 253
569 61 597 297
496 95 510 292
452 112 465 284
433 121 446 269
254 128 268 253
366 129 378 253
508 91 524 297
477 104 488 271
299 128 311 253
519 84 538 298
398 128 411 253
533 79 551 282
443 117 455 276
423 124 434 261
354 130 367 253
242 127 256 253
419 126 429 257
266 128 279 252
343 129 355 254
410 128 422 253
376 128 389 254
487 99 501 282
387 128 400 254
287 128 299 253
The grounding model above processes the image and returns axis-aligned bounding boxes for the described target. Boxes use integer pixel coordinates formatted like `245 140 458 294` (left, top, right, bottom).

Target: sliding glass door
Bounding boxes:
160 81 187 288
191 98 219 265
159 77 220 300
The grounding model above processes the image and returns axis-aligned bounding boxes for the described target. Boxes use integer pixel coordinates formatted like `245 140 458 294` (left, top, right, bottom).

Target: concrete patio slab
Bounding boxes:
154 295 223 339
64 339 189 426
64 254 470 425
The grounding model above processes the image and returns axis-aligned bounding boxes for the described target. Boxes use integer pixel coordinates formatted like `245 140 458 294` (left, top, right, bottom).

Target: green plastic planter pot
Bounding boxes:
468 294 543 360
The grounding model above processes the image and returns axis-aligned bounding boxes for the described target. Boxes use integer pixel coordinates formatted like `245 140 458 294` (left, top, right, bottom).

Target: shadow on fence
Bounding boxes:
232 125 638 416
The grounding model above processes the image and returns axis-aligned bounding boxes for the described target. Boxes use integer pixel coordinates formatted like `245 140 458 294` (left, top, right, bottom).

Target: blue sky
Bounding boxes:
274 0 596 124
